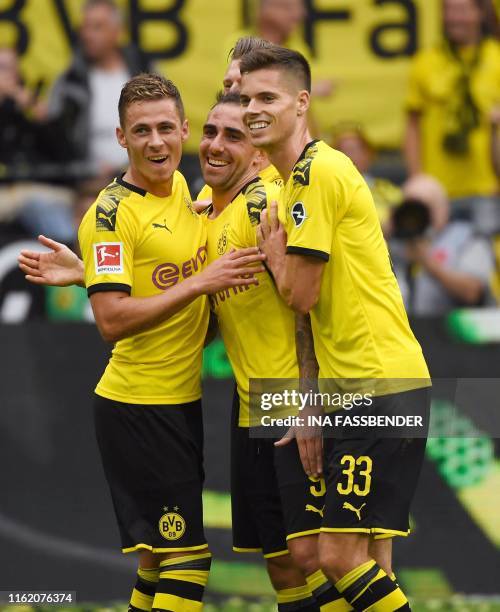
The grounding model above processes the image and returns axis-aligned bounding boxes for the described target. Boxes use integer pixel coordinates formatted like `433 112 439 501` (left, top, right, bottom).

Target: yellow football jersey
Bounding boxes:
196 183 212 202
283 140 429 392
78 173 209 405
205 177 298 426
196 163 282 202
258 163 284 188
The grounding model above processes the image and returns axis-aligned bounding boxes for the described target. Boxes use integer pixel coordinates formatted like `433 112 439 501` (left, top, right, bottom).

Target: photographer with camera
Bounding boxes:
390 174 495 315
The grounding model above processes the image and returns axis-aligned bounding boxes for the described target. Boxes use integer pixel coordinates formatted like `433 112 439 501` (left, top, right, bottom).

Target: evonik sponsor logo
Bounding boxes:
152 245 207 290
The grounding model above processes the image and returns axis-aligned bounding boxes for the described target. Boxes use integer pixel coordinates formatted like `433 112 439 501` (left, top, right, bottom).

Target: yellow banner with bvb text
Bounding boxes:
0 0 440 153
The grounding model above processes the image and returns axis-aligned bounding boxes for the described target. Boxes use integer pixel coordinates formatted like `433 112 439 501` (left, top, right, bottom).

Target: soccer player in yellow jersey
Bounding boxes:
22 74 265 612
239 46 430 611
199 91 352 611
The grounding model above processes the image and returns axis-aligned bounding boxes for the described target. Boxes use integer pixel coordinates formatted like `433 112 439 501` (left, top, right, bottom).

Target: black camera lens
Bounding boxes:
392 199 431 240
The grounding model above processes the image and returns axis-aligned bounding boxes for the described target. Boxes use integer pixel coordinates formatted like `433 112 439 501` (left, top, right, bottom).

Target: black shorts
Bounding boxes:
94 395 207 553
322 387 430 538
231 390 324 558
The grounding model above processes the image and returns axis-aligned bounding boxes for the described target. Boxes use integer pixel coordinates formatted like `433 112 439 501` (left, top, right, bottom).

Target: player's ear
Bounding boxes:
181 119 190 143
116 125 127 149
296 90 310 117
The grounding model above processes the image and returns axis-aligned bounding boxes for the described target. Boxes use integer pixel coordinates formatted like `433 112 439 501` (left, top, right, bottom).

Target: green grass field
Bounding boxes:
2 563 499 611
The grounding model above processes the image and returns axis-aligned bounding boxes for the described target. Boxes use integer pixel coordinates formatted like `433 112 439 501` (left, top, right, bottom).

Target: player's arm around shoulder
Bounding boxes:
80 205 265 343
88 258 266 344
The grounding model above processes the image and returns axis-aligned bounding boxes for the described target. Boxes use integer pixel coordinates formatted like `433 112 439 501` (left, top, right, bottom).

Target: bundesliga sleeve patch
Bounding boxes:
94 242 123 274
291 201 307 227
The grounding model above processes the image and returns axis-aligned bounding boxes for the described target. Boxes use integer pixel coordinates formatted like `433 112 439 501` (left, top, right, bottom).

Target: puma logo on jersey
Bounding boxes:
305 504 324 517
243 180 267 226
96 207 117 231
292 142 317 186
342 502 366 521
152 219 172 232
95 181 130 231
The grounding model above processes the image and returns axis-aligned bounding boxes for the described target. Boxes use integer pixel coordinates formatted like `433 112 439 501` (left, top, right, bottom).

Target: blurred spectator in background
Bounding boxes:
404 0 500 233
390 174 495 315
0 1 144 243
0 47 50 171
253 0 306 46
331 123 402 235
227 0 333 99
0 47 77 243
47 0 149 177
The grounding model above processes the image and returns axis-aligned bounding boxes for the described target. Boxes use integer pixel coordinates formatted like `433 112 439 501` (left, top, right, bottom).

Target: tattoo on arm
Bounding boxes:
295 313 319 391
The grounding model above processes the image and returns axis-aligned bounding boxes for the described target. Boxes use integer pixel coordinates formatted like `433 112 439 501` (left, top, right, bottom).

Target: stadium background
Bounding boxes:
3 0 441 150
0 0 499 609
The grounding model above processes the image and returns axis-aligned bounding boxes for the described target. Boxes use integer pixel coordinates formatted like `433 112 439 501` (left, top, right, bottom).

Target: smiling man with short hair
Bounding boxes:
26 73 263 612
198 91 352 612
240 45 430 612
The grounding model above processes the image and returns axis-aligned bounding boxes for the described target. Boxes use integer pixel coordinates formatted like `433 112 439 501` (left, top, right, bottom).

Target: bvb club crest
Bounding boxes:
159 511 186 541
217 224 230 255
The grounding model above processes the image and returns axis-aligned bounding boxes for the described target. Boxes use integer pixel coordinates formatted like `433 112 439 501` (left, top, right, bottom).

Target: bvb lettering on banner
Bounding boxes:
1 0 439 152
